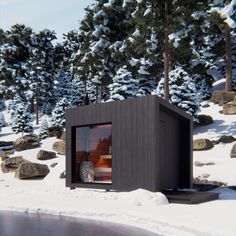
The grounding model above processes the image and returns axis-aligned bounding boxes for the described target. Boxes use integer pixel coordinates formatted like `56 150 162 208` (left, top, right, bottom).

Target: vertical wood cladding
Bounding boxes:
66 95 192 191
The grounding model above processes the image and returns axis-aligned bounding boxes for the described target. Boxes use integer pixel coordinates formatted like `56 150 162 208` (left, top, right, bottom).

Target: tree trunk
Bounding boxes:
95 86 98 103
35 95 39 125
225 26 233 91
164 0 170 100
29 98 35 113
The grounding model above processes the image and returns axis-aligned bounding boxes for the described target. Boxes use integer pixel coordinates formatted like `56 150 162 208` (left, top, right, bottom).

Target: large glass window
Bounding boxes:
73 123 112 184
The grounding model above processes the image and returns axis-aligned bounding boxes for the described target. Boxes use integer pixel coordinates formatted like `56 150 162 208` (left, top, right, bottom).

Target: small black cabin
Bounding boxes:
66 95 193 192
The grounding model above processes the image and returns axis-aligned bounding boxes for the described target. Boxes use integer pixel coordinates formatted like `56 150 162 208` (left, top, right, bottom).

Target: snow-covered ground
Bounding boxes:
0 103 236 236
194 102 236 185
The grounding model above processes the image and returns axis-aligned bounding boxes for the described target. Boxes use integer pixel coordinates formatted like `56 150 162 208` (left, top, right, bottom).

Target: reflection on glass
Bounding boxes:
74 124 112 184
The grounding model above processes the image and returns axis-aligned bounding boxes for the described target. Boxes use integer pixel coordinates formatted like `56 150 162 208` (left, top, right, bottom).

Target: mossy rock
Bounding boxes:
223 102 236 115
197 114 214 126
218 135 236 143
193 139 214 151
211 90 235 105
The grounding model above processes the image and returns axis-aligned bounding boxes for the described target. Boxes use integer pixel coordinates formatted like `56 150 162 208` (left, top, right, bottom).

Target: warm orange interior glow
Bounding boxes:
95 159 112 168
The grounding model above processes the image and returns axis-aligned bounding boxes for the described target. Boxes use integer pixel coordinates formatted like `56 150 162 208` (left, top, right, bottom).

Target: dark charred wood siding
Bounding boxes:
66 95 192 191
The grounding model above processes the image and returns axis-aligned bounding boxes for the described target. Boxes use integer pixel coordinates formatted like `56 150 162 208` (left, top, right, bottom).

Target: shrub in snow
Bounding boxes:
50 97 70 128
0 113 6 127
108 66 138 101
153 67 200 121
11 103 33 136
38 119 49 140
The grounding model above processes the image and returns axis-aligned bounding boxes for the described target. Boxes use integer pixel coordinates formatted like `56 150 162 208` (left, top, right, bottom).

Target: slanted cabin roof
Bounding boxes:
66 95 192 121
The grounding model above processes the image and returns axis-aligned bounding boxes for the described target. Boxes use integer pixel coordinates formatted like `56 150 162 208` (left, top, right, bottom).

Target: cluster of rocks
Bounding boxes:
193 135 236 160
193 135 236 158
1 123 67 181
1 138 59 179
211 90 236 115
0 127 66 180
1 155 49 179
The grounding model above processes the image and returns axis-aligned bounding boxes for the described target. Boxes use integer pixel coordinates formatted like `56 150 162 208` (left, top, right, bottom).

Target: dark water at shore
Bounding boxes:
0 211 158 236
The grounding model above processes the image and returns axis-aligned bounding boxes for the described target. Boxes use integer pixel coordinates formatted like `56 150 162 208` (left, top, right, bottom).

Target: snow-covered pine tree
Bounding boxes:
6 96 23 119
122 0 161 96
74 0 134 102
0 24 33 100
108 66 138 101
38 118 49 140
62 30 80 72
25 29 56 124
54 70 72 100
72 3 99 102
53 30 81 95
41 101 53 115
189 0 227 99
210 0 236 91
153 67 200 121
50 98 70 128
0 113 6 128
0 100 5 111
70 75 85 105
11 103 33 136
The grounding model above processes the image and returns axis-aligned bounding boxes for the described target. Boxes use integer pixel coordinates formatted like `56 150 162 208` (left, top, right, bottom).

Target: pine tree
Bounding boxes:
6 96 23 119
62 30 80 72
41 102 53 115
153 67 200 121
71 75 85 105
210 0 236 91
25 29 56 124
0 113 6 127
189 1 221 100
0 100 5 111
54 70 74 102
154 1 207 99
108 66 138 101
38 119 49 140
74 0 134 102
123 0 162 96
0 24 33 100
50 98 70 128
11 102 33 136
